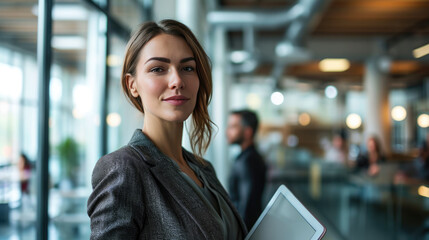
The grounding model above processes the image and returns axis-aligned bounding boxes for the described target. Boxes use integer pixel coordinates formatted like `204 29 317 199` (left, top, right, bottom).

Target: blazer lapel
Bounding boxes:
130 141 221 240
149 160 222 240
128 130 245 238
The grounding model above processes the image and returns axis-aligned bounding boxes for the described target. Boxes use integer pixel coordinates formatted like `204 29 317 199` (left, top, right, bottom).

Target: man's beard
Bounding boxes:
231 133 244 145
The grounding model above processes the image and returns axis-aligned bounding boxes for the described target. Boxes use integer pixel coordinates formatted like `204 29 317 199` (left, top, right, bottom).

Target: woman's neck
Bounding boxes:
142 116 185 165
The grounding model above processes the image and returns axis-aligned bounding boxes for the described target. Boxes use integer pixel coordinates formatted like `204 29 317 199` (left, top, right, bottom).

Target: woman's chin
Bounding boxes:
164 113 192 123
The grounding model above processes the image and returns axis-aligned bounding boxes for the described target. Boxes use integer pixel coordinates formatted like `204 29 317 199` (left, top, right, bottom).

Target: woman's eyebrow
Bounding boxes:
144 57 195 64
145 57 170 64
180 57 195 63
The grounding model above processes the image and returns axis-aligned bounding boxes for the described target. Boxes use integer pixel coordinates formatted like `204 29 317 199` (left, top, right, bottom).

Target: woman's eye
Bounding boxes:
150 67 164 73
183 66 195 72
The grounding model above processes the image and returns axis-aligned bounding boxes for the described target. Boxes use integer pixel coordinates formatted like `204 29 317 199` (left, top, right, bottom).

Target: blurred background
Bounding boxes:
0 0 428 239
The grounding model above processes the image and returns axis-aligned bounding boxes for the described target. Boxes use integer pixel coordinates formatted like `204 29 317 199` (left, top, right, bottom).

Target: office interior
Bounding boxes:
0 0 428 239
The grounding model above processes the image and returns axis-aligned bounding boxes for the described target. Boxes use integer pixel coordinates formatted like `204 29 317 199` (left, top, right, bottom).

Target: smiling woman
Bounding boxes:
87 19 248 240
127 33 200 124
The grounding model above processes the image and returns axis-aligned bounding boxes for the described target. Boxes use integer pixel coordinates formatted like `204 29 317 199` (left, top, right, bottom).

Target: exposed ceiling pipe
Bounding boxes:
229 26 258 74
208 0 331 76
207 4 305 29
270 0 332 88
209 2 307 74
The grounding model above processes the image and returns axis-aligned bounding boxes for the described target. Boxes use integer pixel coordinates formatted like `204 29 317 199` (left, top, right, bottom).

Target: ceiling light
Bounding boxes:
417 114 429 128
413 43 429 58
230 51 250 64
418 185 429 198
107 113 122 127
391 106 407 121
324 85 338 99
246 93 261 110
346 113 362 129
271 91 284 105
107 55 122 67
319 58 350 72
298 113 311 126
52 36 86 50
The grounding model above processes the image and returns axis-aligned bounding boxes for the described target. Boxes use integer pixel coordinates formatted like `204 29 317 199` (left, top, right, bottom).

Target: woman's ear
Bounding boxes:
126 74 139 97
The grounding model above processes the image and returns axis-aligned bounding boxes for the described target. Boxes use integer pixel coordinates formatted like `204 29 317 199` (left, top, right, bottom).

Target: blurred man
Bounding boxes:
227 109 267 230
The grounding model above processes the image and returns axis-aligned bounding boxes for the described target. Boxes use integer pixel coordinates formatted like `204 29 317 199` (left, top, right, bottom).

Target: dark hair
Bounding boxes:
368 135 383 155
121 19 213 163
336 128 347 140
20 153 32 168
231 109 259 137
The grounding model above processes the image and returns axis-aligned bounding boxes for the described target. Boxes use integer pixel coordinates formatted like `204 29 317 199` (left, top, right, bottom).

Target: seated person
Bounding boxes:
355 136 385 177
324 130 348 165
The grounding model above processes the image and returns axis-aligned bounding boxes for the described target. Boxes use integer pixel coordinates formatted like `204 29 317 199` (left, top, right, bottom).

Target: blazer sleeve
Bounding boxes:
87 151 145 240
235 158 252 221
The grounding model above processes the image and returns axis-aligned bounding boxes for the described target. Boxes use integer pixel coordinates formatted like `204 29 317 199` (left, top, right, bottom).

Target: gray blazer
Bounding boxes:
87 129 247 240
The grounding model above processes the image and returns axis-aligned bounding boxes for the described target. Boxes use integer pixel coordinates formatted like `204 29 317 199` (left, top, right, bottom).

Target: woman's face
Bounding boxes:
128 33 199 123
367 138 377 153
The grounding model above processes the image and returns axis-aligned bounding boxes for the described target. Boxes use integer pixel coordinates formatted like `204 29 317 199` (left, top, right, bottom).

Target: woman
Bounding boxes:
356 136 385 176
87 19 247 240
18 153 32 195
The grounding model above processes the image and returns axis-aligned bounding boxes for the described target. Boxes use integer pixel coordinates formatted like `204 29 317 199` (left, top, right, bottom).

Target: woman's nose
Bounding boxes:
168 68 185 89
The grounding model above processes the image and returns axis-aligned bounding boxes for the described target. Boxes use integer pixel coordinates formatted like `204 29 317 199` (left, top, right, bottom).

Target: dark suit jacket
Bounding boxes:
87 129 247 240
228 145 267 230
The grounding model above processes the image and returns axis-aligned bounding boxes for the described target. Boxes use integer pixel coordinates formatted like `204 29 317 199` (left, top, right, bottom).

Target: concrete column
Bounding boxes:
208 26 230 187
363 56 391 154
176 0 206 151
85 12 106 188
176 0 204 41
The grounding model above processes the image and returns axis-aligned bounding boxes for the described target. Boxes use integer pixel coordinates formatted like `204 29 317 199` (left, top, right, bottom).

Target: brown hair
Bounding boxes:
368 135 383 155
121 19 214 163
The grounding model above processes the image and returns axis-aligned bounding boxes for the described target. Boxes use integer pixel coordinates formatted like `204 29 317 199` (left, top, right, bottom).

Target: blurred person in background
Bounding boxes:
18 153 32 195
18 153 32 209
355 135 386 177
227 109 267 230
324 129 349 166
87 19 247 240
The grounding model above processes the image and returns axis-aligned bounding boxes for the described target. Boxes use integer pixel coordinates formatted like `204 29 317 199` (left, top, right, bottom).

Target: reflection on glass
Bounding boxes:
48 1 106 239
0 0 39 239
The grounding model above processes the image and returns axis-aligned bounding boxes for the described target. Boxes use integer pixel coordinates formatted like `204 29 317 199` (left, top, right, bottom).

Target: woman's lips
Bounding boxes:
163 95 190 106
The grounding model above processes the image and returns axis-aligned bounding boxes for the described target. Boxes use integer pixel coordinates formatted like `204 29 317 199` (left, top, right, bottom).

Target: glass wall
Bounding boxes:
0 0 144 239
0 0 39 237
47 1 106 238
106 34 141 153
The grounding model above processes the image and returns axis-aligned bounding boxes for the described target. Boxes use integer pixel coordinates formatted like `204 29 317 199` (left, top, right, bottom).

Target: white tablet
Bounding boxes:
245 185 326 240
